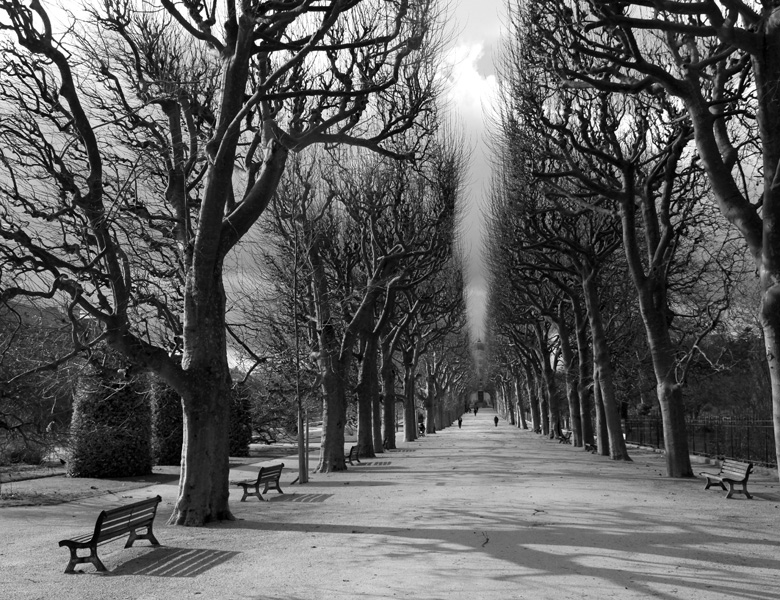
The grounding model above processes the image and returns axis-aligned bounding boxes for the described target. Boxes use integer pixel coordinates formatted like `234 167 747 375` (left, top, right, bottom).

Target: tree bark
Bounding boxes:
168 272 232 525
557 313 582 445
525 364 541 432
582 270 630 460
593 364 609 456
514 378 528 429
356 333 378 458
381 337 397 449
402 350 416 441
573 301 594 448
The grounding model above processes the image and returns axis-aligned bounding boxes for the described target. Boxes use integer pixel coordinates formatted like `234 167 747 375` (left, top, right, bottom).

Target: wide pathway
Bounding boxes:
3 408 780 600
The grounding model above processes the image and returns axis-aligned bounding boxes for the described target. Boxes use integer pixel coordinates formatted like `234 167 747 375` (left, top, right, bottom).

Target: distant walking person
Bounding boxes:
494 416 499 427
458 417 462 429
474 406 479 416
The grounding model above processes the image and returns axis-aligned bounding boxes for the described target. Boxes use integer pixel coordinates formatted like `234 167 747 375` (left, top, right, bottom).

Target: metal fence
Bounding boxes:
624 417 777 468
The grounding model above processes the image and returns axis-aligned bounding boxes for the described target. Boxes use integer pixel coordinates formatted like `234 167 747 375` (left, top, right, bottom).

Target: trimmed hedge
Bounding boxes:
68 359 152 478
149 377 183 466
230 384 252 457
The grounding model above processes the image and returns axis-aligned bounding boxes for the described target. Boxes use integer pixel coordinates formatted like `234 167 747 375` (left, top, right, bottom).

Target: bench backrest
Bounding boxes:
257 463 284 483
720 460 753 480
94 496 162 544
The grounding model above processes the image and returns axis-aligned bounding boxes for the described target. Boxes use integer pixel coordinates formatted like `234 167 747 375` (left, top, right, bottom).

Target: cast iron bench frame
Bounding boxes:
699 459 753 499
231 463 285 502
558 430 572 444
58 495 162 573
346 445 361 466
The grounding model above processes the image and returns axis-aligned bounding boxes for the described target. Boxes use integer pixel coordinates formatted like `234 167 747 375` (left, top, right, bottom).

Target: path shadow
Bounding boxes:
215 505 780 600
112 547 240 577
271 493 333 503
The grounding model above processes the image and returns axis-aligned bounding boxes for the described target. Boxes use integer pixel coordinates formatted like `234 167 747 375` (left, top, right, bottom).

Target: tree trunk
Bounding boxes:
637 296 693 476
582 270 631 460
372 387 384 454
558 315 582 445
573 302 595 448
763 287 780 475
507 383 517 425
539 386 549 435
168 274 232 525
355 333 378 458
525 366 541 432
540 355 559 439
403 349 417 441
381 338 397 450
308 234 347 472
753 40 780 480
593 363 609 456
317 364 348 471
515 378 528 429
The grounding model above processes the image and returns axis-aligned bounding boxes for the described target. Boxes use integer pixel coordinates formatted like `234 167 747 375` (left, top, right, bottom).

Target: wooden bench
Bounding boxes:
58 495 162 573
231 463 285 502
557 430 572 444
699 459 753 499
346 445 361 466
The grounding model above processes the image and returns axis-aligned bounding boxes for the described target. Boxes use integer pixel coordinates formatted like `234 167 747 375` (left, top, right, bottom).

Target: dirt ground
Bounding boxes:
0 446 291 507
2 408 779 600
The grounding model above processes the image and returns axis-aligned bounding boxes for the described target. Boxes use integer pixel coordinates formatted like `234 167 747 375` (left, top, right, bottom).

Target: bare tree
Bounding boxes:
525 0 780 478
0 0 441 524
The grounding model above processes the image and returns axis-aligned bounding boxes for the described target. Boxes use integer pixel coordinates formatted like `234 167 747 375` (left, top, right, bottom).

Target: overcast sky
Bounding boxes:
444 0 505 342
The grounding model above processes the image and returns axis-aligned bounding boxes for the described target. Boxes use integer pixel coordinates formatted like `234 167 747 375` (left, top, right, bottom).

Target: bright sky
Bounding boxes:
444 0 504 342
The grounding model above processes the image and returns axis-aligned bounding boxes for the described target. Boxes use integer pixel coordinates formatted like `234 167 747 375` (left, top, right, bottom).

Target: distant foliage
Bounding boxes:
1 302 77 462
149 376 183 466
229 384 252 457
68 354 152 478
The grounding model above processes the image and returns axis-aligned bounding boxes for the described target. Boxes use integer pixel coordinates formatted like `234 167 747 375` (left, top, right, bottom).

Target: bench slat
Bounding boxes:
231 463 285 502
58 496 162 573
699 461 753 500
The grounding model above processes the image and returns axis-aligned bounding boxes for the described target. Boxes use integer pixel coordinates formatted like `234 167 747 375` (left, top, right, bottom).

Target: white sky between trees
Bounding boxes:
445 0 503 342
31 0 502 356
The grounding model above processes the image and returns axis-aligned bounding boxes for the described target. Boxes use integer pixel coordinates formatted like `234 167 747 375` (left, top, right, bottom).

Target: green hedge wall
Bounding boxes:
149 377 183 466
68 360 152 478
230 384 252 457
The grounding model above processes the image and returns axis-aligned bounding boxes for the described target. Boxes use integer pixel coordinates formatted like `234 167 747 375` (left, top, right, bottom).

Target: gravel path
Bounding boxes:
3 408 779 600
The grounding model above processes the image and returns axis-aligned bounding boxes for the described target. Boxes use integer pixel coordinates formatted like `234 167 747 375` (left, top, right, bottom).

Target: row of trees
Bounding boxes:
484 0 777 478
0 0 471 525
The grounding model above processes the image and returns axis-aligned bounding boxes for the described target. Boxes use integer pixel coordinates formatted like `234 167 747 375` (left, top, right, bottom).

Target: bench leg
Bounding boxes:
262 481 284 495
724 482 752 500
742 483 752 499
64 545 107 574
725 481 735 499
125 526 161 548
238 484 264 502
703 478 727 492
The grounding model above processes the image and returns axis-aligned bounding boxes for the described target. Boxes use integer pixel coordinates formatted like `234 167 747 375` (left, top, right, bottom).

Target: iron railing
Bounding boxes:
624 417 777 468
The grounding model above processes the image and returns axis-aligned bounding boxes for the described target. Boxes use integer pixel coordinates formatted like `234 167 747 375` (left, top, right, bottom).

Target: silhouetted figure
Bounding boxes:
458 417 462 428
494 416 499 427
474 407 478 416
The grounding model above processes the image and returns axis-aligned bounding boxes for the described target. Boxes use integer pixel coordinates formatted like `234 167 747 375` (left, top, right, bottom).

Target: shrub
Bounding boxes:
229 384 252 457
0 437 48 466
68 356 152 478
149 377 183 466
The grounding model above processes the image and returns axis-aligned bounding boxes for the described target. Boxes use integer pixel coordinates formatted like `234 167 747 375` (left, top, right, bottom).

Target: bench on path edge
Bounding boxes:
58 495 162 574
557 430 572 444
231 463 285 502
346 445 361 466
699 459 753 499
